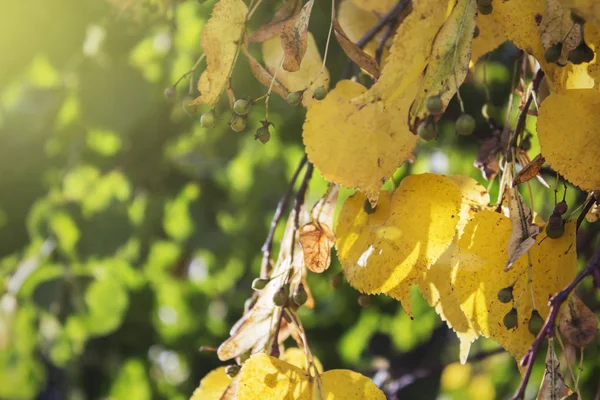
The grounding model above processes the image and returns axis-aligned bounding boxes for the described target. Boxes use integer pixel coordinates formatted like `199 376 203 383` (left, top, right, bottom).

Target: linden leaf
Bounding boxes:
302 80 417 204
280 347 323 372
249 0 302 43
299 185 339 273
409 0 477 128
319 370 386 400
352 0 396 15
504 186 539 272
190 367 234 400
194 0 248 106
337 0 381 59
451 211 577 363
336 173 461 313
537 89 600 191
558 294 598 347
333 17 380 78
280 0 314 72
539 0 584 66
242 46 290 100
558 0 600 25
470 13 507 63
262 32 329 107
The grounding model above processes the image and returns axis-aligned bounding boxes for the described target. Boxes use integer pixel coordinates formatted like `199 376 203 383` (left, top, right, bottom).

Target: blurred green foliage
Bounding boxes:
0 1 598 399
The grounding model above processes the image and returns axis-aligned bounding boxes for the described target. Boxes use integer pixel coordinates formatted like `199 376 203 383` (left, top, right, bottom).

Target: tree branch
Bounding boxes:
511 241 600 400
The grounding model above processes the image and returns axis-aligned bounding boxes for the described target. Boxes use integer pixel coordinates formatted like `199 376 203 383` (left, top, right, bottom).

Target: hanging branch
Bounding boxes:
511 241 600 400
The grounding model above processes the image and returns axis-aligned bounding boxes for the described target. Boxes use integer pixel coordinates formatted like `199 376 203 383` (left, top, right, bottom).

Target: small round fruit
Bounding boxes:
570 10 585 25
363 199 376 214
568 42 595 64
313 86 327 100
554 200 568 216
544 42 563 63
233 98 252 116
200 110 216 128
528 309 545 336
357 294 372 307
456 113 476 136
273 288 287 307
546 220 565 239
417 118 438 141
229 113 247 132
473 25 480 39
182 97 198 115
225 365 241 378
520 136 532 151
292 284 308 307
478 3 493 14
252 278 269 291
164 86 176 101
287 91 303 106
330 272 343 290
255 126 271 144
482 103 501 121
425 95 443 114
503 308 518 329
477 0 492 7
497 286 514 303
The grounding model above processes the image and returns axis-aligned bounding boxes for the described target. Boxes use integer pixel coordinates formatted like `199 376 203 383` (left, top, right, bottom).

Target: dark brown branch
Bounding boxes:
375 21 396 66
576 194 598 231
511 241 600 400
260 155 308 278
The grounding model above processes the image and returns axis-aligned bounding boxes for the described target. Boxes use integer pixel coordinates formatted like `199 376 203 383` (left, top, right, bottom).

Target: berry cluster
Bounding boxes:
417 95 476 141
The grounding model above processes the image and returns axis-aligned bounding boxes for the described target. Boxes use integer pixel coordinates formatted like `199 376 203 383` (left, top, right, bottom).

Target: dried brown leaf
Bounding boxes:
280 0 314 72
248 0 303 43
242 46 289 99
512 153 546 187
474 133 502 181
505 185 539 271
536 343 572 400
333 17 380 78
559 295 598 347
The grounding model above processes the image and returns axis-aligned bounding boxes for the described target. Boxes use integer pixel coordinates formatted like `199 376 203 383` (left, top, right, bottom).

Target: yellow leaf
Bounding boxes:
470 14 506 63
320 369 386 400
409 0 477 128
194 0 248 106
242 46 290 100
281 347 323 372
336 173 461 313
537 89 600 191
337 0 380 58
351 0 396 15
333 17 380 78
262 32 329 107
280 0 314 72
451 211 577 363
190 367 231 400
558 0 600 25
302 80 417 204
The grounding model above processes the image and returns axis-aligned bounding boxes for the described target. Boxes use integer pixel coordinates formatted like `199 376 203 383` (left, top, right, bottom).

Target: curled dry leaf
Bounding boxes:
505 185 540 271
536 343 572 400
333 17 380 78
242 46 289 99
474 132 502 181
299 185 339 274
558 294 598 347
248 0 302 43
512 154 546 187
280 0 314 72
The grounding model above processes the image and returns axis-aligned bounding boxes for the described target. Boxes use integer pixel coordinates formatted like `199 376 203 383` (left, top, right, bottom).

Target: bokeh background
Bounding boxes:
1 1 598 399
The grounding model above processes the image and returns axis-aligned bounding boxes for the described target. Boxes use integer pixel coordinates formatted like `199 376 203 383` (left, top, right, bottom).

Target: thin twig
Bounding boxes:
511 242 600 400
576 194 597 231
293 163 314 229
375 21 396 65
260 155 308 277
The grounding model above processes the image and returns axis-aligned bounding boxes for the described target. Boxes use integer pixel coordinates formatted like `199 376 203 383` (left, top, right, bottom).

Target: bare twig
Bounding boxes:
511 242 600 400
260 155 308 277
375 21 396 65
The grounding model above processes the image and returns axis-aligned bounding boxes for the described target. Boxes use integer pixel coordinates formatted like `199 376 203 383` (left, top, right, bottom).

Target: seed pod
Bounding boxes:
330 272 343 290
182 97 198 115
357 294 372 307
456 113 476 136
503 308 518 329
200 110 216 128
473 25 480 39
425 95 443 114
417 116 438 141
225 364 241 378
568 42 595 64
544 42 563 63
229 113 247 132
292 284 308 307
164 86 176 101
287 91 303 106
528 309 544 336
546 213 564 239
273 287 287 307
233 98 252 116
255 126 271 144
478 3 493 15
363 199 376 214
313 86 327 100
497 286 513 303
252 278 269 291
481 103 501 121
554 201 568 216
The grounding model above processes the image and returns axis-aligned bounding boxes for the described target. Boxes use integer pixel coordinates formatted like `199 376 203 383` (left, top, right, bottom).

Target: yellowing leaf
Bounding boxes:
409 0 477 127
536 344 572 400
280 0 314 72
249 0 302 43
336 174 461 313
190 367 231 400
558 0 600 25
194 0 248 106
352 0 396 15
262 32 329 107
488 0 545 58
512 154 546 187
281 347 323 372
537 89 600 191
470 14 506 63
333 17 380 78
302 80 417 204
320 370 386 400
337 0 380 58
451 211 577 363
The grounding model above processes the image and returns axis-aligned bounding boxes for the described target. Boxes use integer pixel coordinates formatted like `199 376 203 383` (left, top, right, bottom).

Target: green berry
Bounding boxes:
182 97 198 115
292 284 308 307
570 10 586 25
417 117 438 141
478 3 493 15
544 42 563 63
363 199 376 214
313 86 328 100
425 95 443 114
546 214 565 239
225 364 241 378
568 42 595 64
528 309 545 336
330 272 343 290
503 308 518 329
233 98 252 116
473 25 480 39
497 286 514 303
287 91 303 106
252 278 269 291
477 0 492 7
456 113 476 136
273 288 287 307
164 86 176 101
357 294 371 307
482 102 501 122
254 126 271 144
554 201 568 216
229 113 247 132
200 110 216 128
